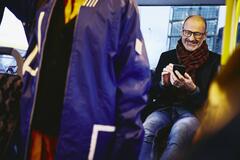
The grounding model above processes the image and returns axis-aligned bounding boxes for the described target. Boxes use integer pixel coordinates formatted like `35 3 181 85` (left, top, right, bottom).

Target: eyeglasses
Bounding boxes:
182 29 205 39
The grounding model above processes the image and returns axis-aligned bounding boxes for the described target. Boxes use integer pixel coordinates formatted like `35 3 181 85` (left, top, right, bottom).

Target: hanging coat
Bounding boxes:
5 0 151 159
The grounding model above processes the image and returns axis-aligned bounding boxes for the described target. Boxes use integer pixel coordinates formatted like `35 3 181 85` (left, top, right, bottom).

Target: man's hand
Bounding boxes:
173 70 197 92
161 63 197 92
161 63 173 86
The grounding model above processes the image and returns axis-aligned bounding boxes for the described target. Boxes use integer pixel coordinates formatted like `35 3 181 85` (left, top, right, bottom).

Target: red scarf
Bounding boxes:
176 39 209 82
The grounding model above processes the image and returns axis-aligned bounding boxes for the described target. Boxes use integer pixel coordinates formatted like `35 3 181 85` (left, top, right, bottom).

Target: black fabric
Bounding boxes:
148 49 220 112
186 116 240 160
32 0 75 136
0 74 22 159
0 0 5 25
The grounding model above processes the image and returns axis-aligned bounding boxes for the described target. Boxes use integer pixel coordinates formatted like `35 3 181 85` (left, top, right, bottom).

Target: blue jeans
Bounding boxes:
139 107 199 160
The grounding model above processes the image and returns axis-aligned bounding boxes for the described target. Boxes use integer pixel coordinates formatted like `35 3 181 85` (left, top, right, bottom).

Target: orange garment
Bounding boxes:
28 130 58 160
64 0 86 24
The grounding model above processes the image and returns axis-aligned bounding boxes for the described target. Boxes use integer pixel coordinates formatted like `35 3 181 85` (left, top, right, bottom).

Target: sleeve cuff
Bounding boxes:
189 86 200 95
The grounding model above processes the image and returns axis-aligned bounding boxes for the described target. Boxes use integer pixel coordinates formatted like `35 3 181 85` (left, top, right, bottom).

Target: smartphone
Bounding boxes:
173 64 186 76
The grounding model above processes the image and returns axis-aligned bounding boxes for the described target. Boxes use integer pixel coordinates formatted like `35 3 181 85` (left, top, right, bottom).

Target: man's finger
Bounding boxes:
184 72 191 79
163 67 171 73
170 71 178 82
168 63 174 68
162 71 169 75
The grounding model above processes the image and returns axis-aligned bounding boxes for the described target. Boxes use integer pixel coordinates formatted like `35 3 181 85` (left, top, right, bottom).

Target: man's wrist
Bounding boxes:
190 84 197 92
189 86 199 95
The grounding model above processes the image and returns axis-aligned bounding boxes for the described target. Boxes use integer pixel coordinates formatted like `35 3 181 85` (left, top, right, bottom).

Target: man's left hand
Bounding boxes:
174 70 197 92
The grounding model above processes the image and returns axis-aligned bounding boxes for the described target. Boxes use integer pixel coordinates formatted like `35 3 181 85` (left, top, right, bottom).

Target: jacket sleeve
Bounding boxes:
186 53 221 110
150 52 169 98
111 0 151 159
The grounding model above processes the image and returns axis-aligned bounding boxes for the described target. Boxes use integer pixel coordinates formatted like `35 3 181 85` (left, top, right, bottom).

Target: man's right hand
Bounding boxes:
161 63 173 86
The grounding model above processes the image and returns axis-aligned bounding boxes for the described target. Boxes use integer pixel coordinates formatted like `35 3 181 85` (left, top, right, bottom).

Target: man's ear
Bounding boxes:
203 32 207 41
180 30 184 37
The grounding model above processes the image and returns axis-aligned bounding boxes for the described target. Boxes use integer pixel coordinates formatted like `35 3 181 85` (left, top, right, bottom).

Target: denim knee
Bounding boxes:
168 117 199 145
143 110 171 143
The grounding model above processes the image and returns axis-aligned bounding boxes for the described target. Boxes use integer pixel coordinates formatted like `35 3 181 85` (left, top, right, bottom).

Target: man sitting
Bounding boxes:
140 15 220 160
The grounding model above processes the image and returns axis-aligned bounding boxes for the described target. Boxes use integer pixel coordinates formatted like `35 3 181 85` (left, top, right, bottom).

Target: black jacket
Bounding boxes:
149 49 220 112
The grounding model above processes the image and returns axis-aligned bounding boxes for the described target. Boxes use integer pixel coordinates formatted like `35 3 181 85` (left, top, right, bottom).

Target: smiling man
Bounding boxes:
140 15 220 160
181 16 207 52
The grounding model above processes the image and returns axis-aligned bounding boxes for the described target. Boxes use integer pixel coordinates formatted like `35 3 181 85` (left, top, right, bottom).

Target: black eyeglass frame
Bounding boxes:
182 29 206 39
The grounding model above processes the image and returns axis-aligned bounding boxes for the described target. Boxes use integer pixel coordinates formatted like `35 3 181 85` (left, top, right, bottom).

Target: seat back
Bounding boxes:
0 47 23 159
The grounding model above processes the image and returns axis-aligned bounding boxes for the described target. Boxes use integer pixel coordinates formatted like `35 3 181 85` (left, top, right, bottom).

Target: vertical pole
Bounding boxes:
221 0 239 65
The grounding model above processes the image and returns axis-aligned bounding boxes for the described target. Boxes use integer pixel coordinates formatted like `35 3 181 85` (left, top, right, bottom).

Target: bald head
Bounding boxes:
183 15 207 32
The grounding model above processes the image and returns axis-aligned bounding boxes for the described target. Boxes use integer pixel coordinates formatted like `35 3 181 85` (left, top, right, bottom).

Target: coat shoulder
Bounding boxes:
160 49 177 59
209 51 221 63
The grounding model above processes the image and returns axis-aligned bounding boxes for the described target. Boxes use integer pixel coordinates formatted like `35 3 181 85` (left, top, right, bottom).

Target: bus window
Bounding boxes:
0 7 27 74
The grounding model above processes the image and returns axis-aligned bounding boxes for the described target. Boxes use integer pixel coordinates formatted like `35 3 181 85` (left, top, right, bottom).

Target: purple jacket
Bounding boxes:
6 0 150 159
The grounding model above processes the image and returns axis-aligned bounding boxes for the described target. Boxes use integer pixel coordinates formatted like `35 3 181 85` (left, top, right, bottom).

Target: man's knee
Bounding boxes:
168 117 199 145
174 117 199 132
143 111 170 142
143 111 170 128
